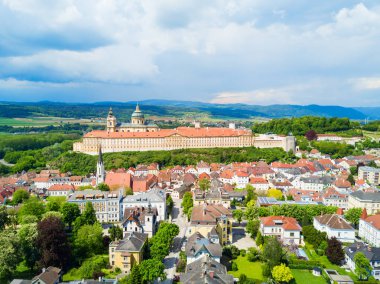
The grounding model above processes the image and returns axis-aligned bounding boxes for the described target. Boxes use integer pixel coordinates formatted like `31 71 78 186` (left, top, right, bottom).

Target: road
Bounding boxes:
161 198 188 283
0 159 14 167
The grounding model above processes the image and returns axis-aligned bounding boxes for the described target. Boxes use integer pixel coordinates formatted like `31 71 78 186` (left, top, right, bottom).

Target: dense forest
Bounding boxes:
0 123 104 134
252 116 361 136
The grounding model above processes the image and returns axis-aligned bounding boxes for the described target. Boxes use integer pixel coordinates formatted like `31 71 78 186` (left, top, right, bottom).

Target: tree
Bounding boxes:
0 230 22 280
222 245 240 260
60 203 81 228
74 223 104 261
272 264 294 283
150 223 179 260
42 211 63 220
354 252 372 280
305 130 318 141
199 178 211 191
245 184 256 204
256 231 264 246
0 206 9 231
109 225 123 241
181 192 193 215
247 247 260 262
128 265 142 284
347 174 355 185
262 237 285 275
350 166 358 176
124 187 133 196
302 225 327 249
12 189 30 204
166 195 174 216
82 202 97 225
325 237 344 265
246 219 260 238
345 208 362 228
267 188 283 199
18 223 39 271
139 259 166 283
233 209 243 224
96 183 110 192
18 197 45 221
36 216 70 269
46 196 66 212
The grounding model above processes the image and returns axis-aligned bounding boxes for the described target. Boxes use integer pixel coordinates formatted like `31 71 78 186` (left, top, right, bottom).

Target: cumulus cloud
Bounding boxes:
0 0 380 105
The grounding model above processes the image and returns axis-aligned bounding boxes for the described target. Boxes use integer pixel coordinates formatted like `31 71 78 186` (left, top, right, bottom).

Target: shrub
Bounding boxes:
231 261 238 271
247 247 261 262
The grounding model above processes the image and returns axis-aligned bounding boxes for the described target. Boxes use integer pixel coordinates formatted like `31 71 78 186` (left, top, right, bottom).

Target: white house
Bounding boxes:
313 214 355 243
232 171 249 189
259 216 302 245
250 177 270 192
121 189 166 221
359 212 380 247
185 231 222 264
122 206 157 237
47 184 75 197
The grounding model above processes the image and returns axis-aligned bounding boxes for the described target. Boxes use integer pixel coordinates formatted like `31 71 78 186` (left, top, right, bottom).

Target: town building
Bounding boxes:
73 106 296 154
68 190 122 223
46 184 75 197
358 166 380 185
345 242 380 280
109 232 148 274
259 216 302 245
180 255 234 284
359 210 380 247
313 214 355 243
121 205 158 237
348 191 380 215
188 204 233 245
121 189 166 221
185 232 222 264
322 187 348 209
193 189 231 208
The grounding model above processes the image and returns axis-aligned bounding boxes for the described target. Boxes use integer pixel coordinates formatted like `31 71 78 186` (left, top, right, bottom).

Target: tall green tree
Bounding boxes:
0 206 9 231
199 178 211 191
128 265 142 284
18 223 39 271
96 183 110 192
262 237 286 276
166 195 174 216
109 225 123 241
345 208 362 228
233 209 244 224
354 252 372 280
0 230 22 280
46 196 66 212
82 202 97 225
181 192 193 215
74 223 104 261
18 197 45 221
60 203 81 228
139 259 166 283
12 189 30 204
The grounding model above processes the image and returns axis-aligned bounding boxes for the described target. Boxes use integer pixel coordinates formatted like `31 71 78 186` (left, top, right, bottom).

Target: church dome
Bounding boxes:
131 104 144 118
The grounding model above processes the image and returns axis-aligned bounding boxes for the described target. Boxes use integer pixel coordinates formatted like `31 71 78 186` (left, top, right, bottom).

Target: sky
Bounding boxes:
0 0 380 106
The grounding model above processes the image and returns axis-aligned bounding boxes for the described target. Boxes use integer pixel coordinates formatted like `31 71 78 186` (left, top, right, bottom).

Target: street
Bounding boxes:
162 198 188 283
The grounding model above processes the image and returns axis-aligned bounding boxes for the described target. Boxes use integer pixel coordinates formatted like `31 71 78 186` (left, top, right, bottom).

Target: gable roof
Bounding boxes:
314 214 354 230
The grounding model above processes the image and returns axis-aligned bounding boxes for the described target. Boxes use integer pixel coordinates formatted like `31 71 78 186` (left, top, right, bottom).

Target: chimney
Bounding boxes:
42 268 46 273
361 208 368 220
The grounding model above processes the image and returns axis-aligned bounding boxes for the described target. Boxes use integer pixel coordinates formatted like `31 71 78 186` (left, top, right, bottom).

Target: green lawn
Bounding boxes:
228 256 263 280
292 269 327 284
304 243 357 280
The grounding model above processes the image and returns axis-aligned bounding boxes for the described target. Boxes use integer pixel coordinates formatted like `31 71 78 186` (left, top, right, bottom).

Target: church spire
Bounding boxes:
135 103 140 112
108 107 113 116
96 145 105 185
98 145 103 164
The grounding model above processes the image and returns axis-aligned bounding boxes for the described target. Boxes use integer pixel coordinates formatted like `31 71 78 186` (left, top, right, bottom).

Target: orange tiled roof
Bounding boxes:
260 216 301 231
84 127 251 139
48 184 75 191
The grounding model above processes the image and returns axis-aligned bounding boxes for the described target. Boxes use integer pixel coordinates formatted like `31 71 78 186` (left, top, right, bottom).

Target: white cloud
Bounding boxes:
352 77 380 90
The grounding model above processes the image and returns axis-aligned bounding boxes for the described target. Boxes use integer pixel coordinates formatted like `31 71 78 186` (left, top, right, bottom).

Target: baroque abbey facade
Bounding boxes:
73 105 296 155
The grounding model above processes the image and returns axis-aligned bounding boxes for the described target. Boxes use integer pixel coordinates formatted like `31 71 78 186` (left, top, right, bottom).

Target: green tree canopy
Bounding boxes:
344 208 362 227
272 264 294 283
18 197 45 221
74 223 104 262
12 189 30 205
354 252 372 280
60 203 81 227
139 259 166 283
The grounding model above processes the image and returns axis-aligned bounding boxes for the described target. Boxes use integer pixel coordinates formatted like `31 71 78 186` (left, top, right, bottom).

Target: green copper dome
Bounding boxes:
131 104 144 118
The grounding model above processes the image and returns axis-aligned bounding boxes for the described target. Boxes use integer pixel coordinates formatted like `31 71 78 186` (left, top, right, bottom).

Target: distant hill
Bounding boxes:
0 100 373 120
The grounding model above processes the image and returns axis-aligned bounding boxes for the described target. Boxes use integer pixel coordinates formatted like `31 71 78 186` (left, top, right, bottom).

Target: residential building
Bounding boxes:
180 255 234 284
193 189 231 208
359 166 380 185
232 171 249 189
322 187 348 209
188 204 233 245
185 232 222 264
345 242 380 280
259 216 302 245
121 189 166 221
122 205 157 237
68 190 122 223
32 267 61 284
359 211 380 247
298 176 334 191
109 232 148 274
313 214 355 243
47 184 75 197
104 170 132 190
250 177 270 192
348 191 380 215
132 174 157 193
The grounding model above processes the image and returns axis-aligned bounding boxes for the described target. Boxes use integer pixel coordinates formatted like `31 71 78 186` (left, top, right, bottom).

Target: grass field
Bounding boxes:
0 117 104 127
228 256 263 280
363 130 380 140
304 243 357 280
292 269 328 284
